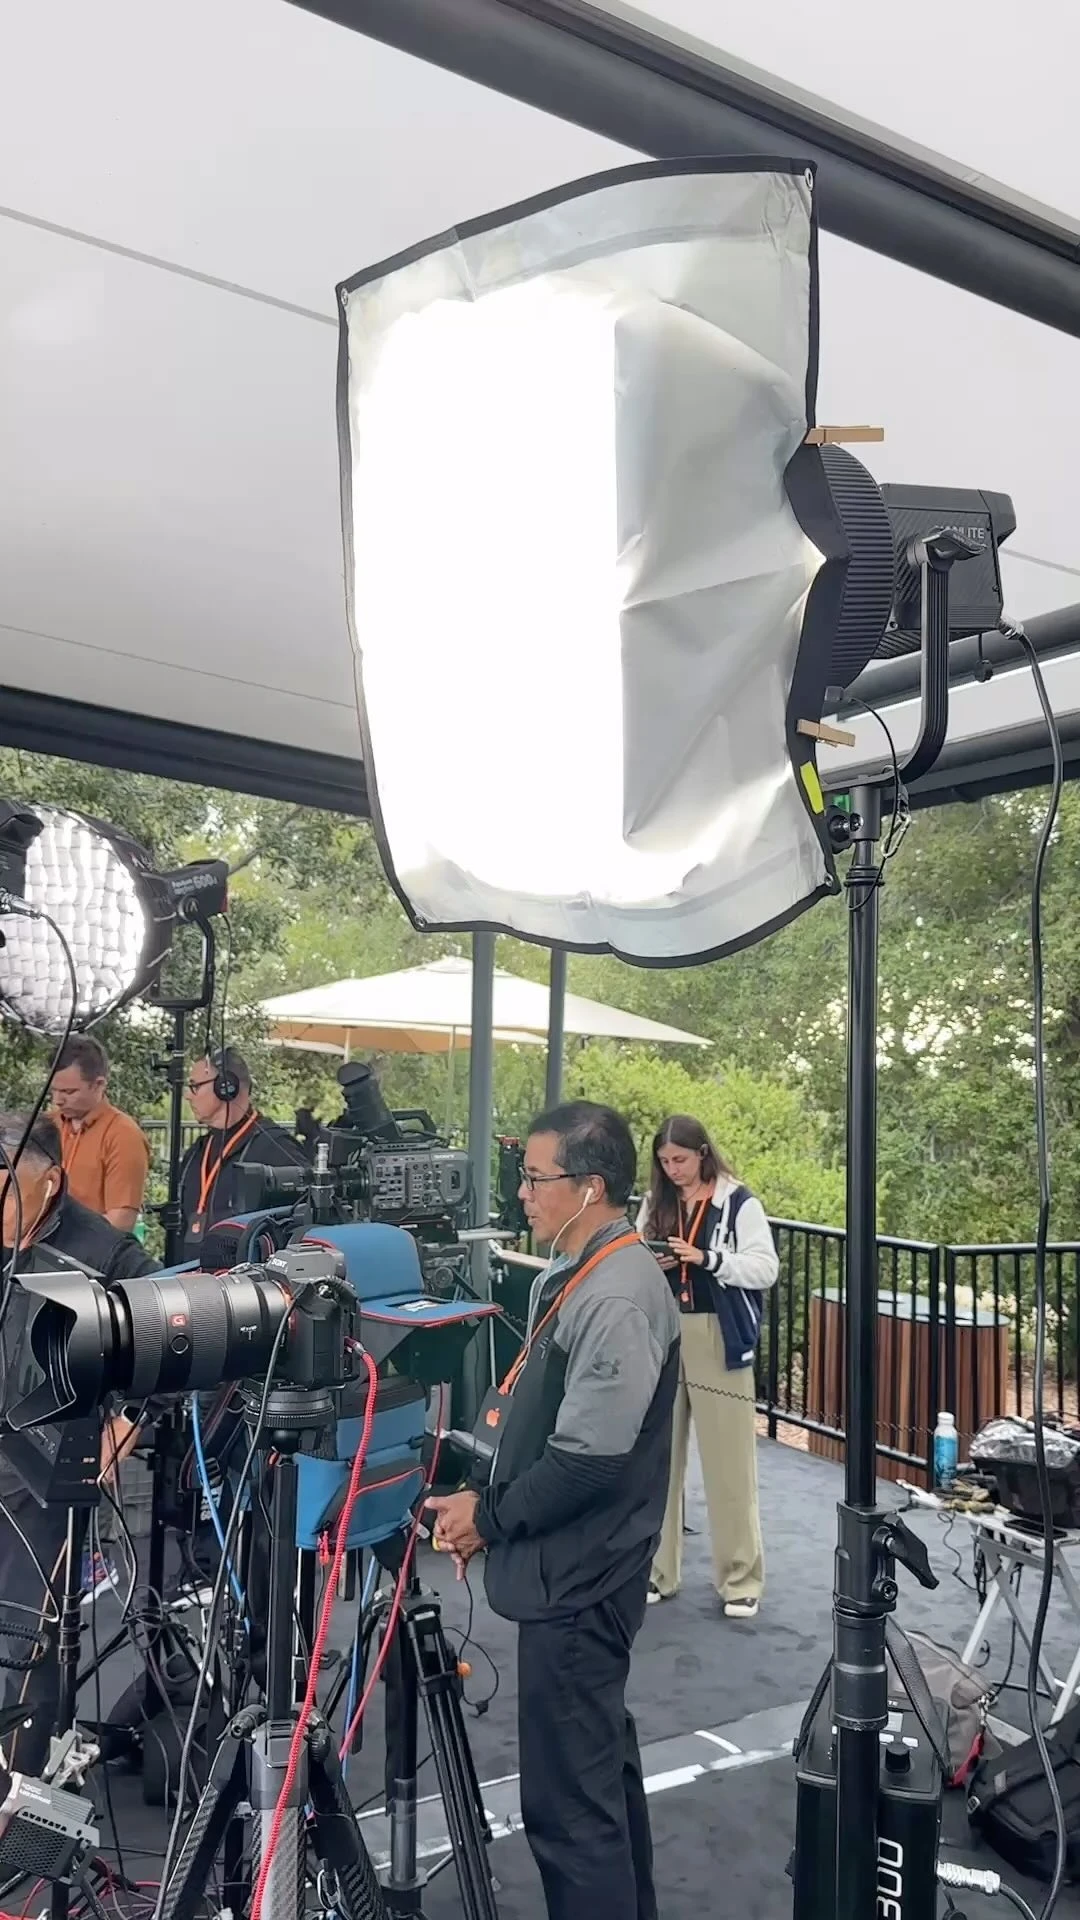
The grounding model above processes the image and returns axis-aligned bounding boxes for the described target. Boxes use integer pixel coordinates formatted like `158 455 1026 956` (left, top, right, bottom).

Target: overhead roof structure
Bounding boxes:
3 0 1080 810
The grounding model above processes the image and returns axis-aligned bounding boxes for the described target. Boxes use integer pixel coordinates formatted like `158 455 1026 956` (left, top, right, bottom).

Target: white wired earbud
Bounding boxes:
550 1185 597 1256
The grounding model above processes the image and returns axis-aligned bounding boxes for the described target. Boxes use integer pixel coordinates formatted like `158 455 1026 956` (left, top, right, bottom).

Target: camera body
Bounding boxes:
239 1065 472 1236
0 1245 358 1505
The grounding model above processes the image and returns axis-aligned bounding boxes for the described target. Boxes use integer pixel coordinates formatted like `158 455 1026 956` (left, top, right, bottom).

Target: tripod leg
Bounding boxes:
251 1723 308 1920
382 1611 424 1914
306 1717 389 1920
403 1597 499 1920
158 1714 254 1920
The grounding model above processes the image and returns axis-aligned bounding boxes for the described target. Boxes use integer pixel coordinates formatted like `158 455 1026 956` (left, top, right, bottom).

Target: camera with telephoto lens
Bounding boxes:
0 1244 357 1506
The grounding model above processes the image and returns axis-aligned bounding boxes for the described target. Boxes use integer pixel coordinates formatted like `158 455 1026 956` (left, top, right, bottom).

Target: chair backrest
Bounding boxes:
300 1222 423 1304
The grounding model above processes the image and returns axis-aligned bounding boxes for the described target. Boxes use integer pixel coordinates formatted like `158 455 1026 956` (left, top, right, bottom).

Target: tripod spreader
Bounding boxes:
159 1705 388 1920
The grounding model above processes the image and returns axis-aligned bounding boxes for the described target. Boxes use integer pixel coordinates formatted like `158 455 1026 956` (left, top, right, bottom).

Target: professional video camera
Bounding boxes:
0 1244 358 1507
235 1061 472 1235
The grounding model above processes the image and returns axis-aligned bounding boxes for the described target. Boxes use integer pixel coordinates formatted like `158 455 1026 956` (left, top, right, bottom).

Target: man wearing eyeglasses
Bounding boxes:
428 1101 679 1920
179 1049 310 1263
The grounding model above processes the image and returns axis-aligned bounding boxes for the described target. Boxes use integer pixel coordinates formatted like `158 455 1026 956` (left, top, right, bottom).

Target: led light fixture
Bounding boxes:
0 805 176 1035
337 159 895 965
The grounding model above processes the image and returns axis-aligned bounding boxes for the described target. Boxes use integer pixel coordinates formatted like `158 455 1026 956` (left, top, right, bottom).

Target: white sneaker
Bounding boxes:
646 1585 667 1605
80 1550 119 1607
723 1597 759 1620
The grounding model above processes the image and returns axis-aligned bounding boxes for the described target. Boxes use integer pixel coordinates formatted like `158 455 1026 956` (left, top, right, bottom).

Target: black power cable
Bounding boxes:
1009 624 1066 1920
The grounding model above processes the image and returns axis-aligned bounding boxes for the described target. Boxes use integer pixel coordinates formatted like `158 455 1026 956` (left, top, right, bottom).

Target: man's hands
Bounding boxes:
425 1490 485 1581
100 1413 141 1483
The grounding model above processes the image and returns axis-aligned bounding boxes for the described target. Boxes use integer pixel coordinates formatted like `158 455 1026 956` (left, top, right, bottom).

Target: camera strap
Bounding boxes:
189 1110 260 1245
475 1230 639 1447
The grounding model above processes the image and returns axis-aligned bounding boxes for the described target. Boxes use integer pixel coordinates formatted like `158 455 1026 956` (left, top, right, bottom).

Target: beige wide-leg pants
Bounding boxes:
651 1311 764 1604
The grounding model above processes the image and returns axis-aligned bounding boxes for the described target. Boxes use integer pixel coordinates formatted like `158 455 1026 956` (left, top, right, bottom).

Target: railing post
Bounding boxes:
767 1252 780 1440
944 1246 958 1420
926 1244 942 1485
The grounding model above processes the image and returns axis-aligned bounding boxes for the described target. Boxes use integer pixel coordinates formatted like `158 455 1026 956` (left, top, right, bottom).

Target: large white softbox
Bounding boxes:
338 159 873 965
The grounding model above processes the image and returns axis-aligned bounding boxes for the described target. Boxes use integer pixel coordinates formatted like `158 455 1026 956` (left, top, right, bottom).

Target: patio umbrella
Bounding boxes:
260 955 709 1057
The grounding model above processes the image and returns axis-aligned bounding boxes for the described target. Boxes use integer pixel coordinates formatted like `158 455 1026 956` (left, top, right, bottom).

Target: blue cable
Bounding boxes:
190 1396 248 1617
343 1557 380 1779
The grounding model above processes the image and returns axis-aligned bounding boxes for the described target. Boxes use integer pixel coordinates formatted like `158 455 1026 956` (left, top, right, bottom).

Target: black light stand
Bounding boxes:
147 900 218 1267
95 901 223 1760
825 532 981 1920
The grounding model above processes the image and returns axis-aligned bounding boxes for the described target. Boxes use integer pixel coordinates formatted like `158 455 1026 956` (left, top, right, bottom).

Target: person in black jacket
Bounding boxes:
0 1112 159 1783
428 1102 679 1920
179 1048 310 1262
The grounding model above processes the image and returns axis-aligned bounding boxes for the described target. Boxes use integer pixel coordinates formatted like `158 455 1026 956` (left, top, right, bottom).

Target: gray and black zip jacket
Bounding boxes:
476 1218 681 1623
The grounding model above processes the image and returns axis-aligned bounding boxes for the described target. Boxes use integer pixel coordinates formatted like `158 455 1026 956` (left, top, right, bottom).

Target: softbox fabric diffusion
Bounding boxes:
337 160 835 966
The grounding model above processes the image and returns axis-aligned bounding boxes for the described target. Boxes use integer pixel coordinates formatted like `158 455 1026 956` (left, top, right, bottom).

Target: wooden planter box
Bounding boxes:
805 1289 1009 1488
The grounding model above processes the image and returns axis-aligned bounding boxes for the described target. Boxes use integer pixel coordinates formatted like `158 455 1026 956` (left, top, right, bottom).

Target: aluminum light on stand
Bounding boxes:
333 155 1019 1920
337 159 896 967
0 804 177 1035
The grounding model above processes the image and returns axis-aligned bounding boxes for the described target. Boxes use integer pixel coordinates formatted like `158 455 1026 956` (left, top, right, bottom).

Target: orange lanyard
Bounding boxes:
500 1231 640 1397
678 1189 713 1308
197 1112 259 1217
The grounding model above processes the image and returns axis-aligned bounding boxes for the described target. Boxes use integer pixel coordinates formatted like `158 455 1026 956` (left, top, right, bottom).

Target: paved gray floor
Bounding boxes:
397 1434 1079 1788
83 1434 1080 1918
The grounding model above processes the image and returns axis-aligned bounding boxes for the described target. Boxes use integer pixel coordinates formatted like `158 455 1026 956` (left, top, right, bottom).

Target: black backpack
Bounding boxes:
968 1701 1080 1881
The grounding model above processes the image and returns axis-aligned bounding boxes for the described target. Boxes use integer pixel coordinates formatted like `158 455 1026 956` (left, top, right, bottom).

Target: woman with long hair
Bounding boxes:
637 1114 778 1618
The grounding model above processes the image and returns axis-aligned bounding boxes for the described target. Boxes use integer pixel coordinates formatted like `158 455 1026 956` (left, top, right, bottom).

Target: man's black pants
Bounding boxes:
516 1573 656 1920
0 1493 69 1781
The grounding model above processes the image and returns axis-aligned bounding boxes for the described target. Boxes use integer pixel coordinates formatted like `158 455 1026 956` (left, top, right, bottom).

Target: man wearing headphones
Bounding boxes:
179 1048 309 1263
428 1102 680 1920
0 1112 158 1783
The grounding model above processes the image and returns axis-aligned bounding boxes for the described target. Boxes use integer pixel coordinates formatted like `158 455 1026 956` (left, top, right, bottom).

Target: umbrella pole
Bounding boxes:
463 935 496 1420
445 1030 456 1135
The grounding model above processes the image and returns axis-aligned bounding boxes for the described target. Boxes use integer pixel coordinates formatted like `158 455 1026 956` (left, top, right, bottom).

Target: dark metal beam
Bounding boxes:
291 0 1080 337
0 686 369 817
906 710 1080 809
838 602 1080 714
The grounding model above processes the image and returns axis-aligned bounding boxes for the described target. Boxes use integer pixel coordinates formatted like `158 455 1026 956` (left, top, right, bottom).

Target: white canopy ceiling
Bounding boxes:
261 956 709 1053
2 0 1078 804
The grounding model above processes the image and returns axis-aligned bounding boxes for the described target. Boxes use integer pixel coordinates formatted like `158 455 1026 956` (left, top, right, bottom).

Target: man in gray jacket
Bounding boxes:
428 1102 680 1920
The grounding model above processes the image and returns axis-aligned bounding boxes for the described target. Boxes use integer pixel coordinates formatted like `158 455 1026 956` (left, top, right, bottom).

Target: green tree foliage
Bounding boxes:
560 1045 846 1225
0 747 1068 1251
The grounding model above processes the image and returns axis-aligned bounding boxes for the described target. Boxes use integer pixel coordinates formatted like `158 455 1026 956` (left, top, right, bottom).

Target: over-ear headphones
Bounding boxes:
211 1050 242 1104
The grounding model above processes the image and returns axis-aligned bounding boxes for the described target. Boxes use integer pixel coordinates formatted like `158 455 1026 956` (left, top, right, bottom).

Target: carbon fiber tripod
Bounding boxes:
158 1388 389 1920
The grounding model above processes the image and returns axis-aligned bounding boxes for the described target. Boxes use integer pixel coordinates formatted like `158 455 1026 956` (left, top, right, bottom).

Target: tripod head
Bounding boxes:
240 1382 338 1455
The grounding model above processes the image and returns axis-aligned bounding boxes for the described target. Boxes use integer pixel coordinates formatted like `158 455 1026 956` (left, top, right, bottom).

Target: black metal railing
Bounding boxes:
758 1224 1080 1484
136 1129 1080 1482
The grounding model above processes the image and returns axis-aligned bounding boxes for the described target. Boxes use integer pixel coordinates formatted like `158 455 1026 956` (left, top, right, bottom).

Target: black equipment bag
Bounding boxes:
968 1701 1080 1881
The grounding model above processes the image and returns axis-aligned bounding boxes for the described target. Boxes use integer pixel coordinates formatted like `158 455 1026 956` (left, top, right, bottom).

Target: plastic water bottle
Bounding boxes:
933 1410 958 1491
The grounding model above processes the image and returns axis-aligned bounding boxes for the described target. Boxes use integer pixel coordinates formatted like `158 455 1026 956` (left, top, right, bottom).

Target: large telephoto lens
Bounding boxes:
0 1245 352 1433
1 1265 295 1430
115 1267 291 1400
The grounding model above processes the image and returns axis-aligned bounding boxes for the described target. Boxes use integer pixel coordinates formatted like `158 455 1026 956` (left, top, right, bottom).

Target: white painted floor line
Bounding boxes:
695 1730 742 1753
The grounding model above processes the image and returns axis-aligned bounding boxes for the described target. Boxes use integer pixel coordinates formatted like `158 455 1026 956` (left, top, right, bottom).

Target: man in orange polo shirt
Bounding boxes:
50 1035 151 1231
